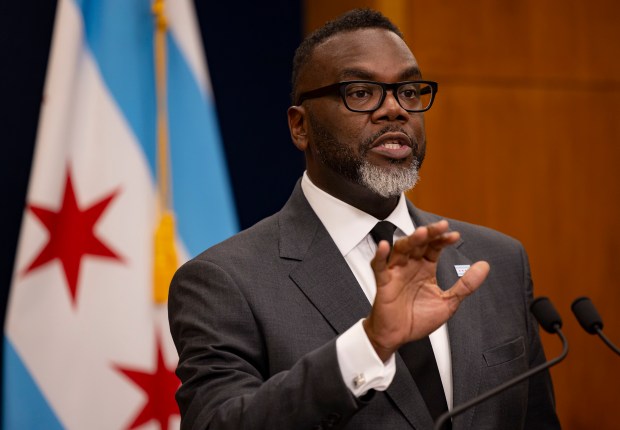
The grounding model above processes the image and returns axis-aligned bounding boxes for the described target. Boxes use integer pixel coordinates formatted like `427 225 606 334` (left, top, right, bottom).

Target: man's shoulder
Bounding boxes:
412 206 525 254
195 211 282 262
193 180 316 265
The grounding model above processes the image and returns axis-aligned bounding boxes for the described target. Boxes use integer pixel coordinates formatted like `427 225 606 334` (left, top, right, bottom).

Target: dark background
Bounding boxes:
0 0 303 407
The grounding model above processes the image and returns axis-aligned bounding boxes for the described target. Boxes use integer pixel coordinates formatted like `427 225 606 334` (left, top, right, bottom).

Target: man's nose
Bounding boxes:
374 89 407 121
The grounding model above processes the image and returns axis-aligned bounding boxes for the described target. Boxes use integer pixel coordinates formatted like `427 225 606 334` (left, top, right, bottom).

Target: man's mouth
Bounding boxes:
369 132 413 159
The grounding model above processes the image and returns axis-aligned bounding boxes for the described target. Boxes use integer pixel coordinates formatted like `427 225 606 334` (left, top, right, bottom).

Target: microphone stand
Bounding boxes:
592 326 620 356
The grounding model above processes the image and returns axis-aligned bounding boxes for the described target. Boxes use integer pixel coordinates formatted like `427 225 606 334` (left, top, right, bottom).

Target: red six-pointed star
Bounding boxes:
23 170 122 305
116 336 180 430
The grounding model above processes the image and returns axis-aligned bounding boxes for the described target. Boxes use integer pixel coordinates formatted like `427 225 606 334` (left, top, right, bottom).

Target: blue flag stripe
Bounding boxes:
3 337 65 430
76 0 157 172
166 35 238 254
75 0 238 254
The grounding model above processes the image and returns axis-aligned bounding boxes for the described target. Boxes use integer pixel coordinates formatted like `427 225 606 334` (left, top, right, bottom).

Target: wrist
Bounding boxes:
363 318 398 362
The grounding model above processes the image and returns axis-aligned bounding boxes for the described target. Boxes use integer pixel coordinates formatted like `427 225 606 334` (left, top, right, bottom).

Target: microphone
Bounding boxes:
433 297 568 430
571 296 620 356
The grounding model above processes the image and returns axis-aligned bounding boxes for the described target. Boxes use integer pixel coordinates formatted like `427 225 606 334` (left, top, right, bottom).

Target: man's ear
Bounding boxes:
287 105 308 151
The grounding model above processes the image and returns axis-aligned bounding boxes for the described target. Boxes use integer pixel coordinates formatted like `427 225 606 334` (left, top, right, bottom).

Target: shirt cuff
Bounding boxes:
336 319 396 397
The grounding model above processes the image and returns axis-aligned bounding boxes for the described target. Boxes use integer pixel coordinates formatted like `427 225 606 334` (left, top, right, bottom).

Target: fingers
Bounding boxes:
425 219 450 236
421 231 460 262
445 261 490 303
370 240 392 287
392 220 459 264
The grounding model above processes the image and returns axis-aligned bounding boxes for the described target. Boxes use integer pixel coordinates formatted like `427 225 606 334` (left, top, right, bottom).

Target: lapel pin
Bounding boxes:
454 265 470 277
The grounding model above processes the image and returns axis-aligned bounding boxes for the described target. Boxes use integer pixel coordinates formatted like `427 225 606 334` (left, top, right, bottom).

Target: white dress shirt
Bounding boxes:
301 172 453 409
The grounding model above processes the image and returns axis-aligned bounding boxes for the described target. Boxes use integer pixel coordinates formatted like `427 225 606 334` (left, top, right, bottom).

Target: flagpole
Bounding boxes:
152 0 178 304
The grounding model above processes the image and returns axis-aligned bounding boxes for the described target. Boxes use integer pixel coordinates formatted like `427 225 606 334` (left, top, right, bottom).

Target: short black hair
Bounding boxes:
291 9 404 104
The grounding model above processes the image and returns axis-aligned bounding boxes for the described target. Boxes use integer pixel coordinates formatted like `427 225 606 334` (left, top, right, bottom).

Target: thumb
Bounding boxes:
446 261 490 302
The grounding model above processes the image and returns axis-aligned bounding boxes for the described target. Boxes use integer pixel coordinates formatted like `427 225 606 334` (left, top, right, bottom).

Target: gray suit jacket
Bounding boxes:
169 182 560 430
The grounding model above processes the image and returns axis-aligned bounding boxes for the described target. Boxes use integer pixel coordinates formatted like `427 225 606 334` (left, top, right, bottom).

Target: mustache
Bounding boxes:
360 126 416 154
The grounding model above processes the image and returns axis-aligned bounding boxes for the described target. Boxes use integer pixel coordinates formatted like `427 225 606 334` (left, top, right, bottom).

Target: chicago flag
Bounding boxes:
3 0 237 429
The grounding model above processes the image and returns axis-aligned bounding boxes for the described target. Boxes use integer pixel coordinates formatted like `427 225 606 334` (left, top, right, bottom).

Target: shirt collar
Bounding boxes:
301 172 415 256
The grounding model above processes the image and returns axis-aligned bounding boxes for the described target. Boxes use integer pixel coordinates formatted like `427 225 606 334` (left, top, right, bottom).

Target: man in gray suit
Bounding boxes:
169 9 561 430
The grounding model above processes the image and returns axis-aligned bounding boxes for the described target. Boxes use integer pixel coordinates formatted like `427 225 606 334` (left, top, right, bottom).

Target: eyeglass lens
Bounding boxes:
343 82 432 112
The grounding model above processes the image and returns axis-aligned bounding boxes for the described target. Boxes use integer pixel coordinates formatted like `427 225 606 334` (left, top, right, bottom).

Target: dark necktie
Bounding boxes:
369 221 451 429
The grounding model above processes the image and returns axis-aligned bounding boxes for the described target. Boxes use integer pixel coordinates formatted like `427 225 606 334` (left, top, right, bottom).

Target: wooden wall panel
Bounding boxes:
305 1 620 428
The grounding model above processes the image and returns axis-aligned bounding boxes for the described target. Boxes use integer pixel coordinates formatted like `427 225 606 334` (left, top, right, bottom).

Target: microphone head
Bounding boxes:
571 296 603 334
530 297 563 333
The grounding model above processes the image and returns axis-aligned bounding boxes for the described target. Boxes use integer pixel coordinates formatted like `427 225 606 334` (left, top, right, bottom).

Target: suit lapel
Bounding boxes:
385 358 436 429
279 182 371 333
439 246 482 430
410 204 483 430
289 226 371 334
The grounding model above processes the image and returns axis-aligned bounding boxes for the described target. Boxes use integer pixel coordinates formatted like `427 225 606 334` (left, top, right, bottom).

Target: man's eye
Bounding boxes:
347 87 374 99
399 88 419 99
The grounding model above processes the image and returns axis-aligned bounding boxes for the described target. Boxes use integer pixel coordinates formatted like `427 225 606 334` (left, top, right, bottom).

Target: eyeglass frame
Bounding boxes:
295 80 439 113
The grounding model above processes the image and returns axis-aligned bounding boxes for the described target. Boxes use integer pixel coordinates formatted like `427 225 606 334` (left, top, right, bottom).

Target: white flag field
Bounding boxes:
3 0 237 428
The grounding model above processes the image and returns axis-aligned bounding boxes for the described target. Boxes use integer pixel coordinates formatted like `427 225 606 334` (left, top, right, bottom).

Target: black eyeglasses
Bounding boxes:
296 80 438 113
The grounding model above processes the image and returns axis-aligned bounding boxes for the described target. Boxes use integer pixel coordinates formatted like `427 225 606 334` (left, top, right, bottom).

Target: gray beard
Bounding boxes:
358 159 420 198
307 110 423 198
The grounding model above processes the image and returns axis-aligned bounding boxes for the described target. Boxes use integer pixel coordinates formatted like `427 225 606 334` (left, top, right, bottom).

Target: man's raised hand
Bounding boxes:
364 220 490 361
